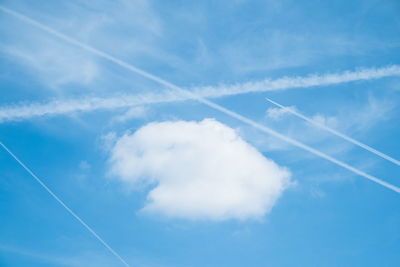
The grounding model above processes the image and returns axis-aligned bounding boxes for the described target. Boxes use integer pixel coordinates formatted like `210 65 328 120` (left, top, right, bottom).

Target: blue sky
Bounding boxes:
0 0 400 266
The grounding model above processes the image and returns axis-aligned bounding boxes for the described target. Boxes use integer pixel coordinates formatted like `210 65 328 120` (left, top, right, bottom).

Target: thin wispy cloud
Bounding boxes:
266 97 400 166
1 65 399 122
266 105 298 120
0 0 164 92
257 95 395 162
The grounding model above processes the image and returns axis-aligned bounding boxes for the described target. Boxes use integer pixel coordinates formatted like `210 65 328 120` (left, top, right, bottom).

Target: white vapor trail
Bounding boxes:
0 142 131 267
191 65 400 97
266 98 400 166
0 92 185 122
1 63 400 122
1 6 399 195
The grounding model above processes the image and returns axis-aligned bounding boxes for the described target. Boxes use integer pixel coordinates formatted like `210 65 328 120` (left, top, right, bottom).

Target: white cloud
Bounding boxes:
108 119 291 221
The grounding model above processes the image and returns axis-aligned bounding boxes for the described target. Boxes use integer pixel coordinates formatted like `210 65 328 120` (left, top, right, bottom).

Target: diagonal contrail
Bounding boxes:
0 142 131 267
266 98 400 166
1 6 399 195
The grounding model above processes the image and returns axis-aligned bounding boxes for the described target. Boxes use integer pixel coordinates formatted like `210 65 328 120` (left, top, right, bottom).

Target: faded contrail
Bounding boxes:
0 142 131 267
266 98 400 166
1 6 399 194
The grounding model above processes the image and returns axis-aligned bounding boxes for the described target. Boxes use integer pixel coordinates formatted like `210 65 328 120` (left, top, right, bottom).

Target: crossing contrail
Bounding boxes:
0 142 131 267
266 97 400 166
1 5 399 197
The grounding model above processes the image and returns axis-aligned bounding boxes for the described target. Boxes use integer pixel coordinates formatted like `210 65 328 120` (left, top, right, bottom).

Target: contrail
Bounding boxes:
0 142 131 267
190 65 400 97
2 61 400 122
1 6 399 194
266 98 400 166
0 92 184 122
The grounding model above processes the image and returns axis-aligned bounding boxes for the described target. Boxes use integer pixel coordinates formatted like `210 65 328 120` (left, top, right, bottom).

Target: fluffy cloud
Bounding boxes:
108 119 291 221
